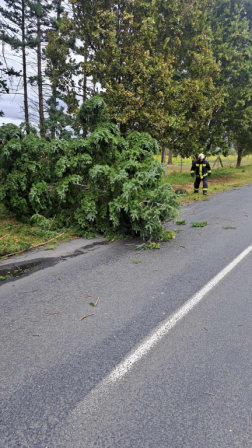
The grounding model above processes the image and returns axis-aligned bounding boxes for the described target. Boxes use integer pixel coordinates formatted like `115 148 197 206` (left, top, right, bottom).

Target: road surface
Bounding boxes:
1 184 252 447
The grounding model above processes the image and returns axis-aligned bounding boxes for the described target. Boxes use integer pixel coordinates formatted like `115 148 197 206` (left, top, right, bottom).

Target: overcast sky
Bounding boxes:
0 0 54 127
0 0 99 129
0 0 24 125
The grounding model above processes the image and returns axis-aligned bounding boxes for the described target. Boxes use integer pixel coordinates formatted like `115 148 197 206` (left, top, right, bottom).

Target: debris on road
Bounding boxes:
44 310 61 315
191 221 207 227
80 313 95 321
0 327 23 343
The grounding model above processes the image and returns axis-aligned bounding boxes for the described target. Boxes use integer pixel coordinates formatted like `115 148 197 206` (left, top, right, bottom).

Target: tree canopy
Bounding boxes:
1 0 252 165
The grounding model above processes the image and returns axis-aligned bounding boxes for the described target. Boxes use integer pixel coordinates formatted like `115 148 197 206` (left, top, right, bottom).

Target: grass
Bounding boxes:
155 153 252 166
162 162 252 203
0 204 76 259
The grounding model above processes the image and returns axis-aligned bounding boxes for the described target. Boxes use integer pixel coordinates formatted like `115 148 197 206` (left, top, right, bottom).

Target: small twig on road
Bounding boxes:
80 313 94 321
14 264 22 272
94 298 99 307
203 327 208 331
0 327 23 343
19 290 38 294
44 310 61 315
203 392 215 396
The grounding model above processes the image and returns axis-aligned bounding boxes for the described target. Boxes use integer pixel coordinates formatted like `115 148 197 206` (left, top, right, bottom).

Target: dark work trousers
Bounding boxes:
194 176 208 194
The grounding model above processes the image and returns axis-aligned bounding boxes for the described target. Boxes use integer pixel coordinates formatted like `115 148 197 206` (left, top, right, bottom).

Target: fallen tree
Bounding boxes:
0 98 179 239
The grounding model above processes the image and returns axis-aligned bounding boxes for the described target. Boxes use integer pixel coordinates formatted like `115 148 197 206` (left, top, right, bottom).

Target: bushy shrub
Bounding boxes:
0 98 179 238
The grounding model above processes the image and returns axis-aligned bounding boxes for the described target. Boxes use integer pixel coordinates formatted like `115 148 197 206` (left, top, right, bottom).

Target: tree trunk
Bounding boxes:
22 0 29 131
83 52 88 102
56 0 62 21
236 149 243 167
51 0 62 140
37 16 45 137
168 148 173 165
161 146 166 164
120 123 127 136
217 152 220 168
51 87 56 140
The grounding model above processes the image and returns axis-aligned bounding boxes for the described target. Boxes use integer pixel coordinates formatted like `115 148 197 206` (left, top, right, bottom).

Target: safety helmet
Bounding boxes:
198 153 205 159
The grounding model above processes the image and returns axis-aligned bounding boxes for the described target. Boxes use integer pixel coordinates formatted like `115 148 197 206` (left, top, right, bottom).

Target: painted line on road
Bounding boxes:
104 244 252 384
61 245 252 432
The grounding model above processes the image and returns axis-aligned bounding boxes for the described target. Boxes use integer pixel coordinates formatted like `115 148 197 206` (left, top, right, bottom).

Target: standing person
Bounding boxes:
191 153 211 195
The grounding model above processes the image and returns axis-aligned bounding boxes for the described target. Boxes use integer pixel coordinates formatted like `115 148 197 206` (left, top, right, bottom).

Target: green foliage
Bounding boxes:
207 0 252 163
159 230 175 241
191 221 207 227
77 97 107 134
176 220 186 225
67 0 222 156
0 124 24 147
0 98 179 239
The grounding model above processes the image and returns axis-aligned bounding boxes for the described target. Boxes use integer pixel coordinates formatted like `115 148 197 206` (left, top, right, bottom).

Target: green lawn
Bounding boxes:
0 204 75 259
162 163 252 203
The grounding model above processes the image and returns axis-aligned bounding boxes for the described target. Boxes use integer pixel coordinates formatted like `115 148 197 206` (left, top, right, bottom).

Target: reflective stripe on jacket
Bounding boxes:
191 159 211 179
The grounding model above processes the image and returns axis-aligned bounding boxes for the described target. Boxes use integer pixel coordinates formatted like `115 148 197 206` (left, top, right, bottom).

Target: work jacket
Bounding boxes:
191 159 211 179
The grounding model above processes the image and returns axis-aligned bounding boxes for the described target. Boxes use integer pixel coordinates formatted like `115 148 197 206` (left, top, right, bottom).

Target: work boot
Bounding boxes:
203 191 207 196
194 190 199 193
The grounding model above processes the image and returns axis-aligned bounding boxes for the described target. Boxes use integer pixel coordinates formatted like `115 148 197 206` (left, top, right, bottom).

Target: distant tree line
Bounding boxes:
1 0 252 166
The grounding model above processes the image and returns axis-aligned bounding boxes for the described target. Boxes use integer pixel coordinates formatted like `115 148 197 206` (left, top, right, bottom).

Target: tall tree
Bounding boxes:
208 0 252 166
70 0 222 158
0 0 32 129
27 0 54 136
45 7 80 137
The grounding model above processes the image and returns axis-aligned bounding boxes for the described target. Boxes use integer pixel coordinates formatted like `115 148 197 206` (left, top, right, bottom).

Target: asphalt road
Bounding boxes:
1 184 252 447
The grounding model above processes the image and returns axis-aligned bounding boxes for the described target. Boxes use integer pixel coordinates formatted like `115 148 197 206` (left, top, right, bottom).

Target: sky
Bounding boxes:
0 0 56 127
0 0 26 125
0 0 99 128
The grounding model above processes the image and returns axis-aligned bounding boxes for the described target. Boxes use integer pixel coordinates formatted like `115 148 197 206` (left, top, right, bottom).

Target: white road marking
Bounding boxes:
105 245 252 384
58 245 252 434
